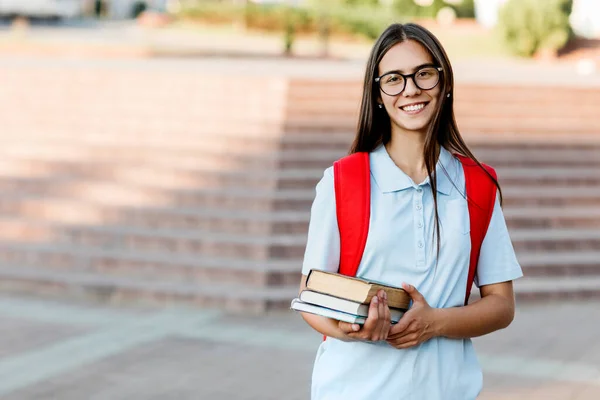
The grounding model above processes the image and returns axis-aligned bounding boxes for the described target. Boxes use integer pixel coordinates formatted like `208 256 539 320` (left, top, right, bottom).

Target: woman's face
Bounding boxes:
377 40 442 136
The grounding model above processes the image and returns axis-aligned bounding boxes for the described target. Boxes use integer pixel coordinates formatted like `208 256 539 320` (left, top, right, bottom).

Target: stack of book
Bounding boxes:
291 269 411 324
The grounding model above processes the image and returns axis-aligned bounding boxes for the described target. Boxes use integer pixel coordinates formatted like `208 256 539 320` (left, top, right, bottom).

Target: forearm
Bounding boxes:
300 312 354 341
435 294 515 339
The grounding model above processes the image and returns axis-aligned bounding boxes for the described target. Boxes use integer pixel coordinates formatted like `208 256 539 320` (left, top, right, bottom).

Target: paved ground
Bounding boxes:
1 294 600 399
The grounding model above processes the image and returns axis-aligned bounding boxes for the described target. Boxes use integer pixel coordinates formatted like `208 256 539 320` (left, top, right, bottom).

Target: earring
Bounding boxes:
378 104 383 108
446 93 451 98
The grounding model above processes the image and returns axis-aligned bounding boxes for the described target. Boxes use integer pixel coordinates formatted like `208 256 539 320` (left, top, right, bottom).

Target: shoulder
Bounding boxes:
314 166 334 194
333 152 370 169
332 152 371 180
453 154 497 179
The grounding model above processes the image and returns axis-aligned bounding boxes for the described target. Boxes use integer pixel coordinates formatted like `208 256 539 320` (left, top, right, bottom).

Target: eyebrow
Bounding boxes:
379 63 436 76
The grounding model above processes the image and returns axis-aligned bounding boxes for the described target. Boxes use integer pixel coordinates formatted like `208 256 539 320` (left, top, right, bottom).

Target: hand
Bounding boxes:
338 290 391 342
386 283 440 349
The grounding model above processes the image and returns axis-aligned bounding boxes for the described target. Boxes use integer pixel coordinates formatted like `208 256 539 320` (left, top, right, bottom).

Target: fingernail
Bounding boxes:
383 291 387 300
373 296 378 304
352 324 360 331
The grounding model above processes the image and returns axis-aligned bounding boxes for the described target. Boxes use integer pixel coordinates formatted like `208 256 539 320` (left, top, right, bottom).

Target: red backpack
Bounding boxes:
333 151 497 306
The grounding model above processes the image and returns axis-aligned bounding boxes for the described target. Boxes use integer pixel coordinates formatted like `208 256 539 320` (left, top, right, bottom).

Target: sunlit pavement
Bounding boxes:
1 295 600 399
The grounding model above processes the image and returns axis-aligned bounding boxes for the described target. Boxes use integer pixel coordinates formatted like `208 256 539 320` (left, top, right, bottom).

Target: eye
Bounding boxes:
384 74 402 84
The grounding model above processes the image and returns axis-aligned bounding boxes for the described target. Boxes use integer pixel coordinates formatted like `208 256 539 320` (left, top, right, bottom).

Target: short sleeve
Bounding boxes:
301 167 340 276
475 191 524 287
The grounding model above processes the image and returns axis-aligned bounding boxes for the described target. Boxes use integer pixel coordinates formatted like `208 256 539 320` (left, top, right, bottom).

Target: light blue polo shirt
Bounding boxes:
301 144 523 400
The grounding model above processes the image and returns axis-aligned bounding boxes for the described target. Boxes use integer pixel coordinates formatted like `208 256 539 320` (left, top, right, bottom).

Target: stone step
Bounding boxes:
287 98 599 120
0 217 307 261
3 144 600 181
517 251 600 277
511 229 600 252
454 102 600 119
0 196 308 234
287 84 600 107
497 168 600 186
0 242 300 288
1 195 598 235
148 186 600 212
1 227 596 280
2 129 600 162
502 187 600 207
284 115 600 135
0 216 598 270
0 265 298 313
513 275 600 302
504 207 600 229
0 264 598 311
0 164 597 197
0 162 600 211
3 139 600 169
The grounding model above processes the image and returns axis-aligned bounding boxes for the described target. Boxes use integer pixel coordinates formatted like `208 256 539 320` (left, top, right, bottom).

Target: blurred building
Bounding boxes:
104 0 168 18
0 0 82 18
0 0 169 19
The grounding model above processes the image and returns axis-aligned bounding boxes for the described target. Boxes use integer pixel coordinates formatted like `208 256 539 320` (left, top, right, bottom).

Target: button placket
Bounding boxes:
414 187 426 267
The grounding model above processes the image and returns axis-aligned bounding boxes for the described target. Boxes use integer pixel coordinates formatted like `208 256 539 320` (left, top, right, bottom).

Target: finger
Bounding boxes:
388 319 415 339
381 292 392 339
375 290 387 340
338 320 361 335
386 333 419 348
402 283 426 303
363 294 380 336
393 331 418 345
389 312 413 336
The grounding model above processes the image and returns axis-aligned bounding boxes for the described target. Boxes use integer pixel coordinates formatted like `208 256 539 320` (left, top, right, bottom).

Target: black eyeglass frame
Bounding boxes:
374 66 443 96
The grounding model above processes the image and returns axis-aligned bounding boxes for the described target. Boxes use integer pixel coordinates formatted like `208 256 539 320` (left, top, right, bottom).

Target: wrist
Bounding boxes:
431 308 449 338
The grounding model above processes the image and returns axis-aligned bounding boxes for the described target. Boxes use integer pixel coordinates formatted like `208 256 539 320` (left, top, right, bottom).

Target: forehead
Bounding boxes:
378 40 434 75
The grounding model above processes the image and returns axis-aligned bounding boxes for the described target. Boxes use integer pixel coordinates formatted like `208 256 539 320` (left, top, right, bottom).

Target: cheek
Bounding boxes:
382 96 396 110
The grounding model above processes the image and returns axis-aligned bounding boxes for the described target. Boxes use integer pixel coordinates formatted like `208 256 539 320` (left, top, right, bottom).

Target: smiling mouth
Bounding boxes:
400 102 428 114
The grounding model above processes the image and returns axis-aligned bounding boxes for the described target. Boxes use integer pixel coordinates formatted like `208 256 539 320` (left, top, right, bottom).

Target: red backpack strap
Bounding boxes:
456 155 498 305
333 152 371 277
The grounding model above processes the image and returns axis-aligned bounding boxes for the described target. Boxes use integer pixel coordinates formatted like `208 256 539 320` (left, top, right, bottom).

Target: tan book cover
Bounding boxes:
305 269 411 310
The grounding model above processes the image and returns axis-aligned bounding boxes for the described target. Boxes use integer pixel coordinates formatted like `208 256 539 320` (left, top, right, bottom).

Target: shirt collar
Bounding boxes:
370 144 456 195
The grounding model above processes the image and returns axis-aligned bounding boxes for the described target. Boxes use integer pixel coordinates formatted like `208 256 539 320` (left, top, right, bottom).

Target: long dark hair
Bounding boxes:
350 23 501 254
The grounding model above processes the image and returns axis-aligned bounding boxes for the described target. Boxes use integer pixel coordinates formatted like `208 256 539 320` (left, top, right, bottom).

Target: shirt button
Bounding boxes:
418 241 424 248
416 204 422 211
417 222 423 228
416 187 423 193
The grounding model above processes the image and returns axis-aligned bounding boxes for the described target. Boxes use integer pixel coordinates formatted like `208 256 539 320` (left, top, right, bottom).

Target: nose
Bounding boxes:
403 76 421 97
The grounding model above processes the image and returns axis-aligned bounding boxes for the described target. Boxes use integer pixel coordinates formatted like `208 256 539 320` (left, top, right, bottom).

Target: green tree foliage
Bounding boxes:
498 0 573 57
392 0 475 19
393 0 445 18
342 0 381 5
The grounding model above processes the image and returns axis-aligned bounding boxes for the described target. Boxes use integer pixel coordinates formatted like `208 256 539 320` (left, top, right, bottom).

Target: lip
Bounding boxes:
399 101 429 115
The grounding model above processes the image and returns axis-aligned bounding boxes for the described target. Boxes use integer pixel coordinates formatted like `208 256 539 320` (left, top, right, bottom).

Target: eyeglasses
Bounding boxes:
375 67 443 96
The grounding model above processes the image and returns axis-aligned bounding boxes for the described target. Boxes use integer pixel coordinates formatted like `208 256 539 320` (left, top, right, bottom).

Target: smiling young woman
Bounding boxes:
297 23 523 400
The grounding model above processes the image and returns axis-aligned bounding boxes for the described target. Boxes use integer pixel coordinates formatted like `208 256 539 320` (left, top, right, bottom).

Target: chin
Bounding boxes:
394 120 432 133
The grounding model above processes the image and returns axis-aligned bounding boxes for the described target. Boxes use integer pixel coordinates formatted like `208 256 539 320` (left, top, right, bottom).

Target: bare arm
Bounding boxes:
386 281 515 349
435 281 515 339
297 275 351 341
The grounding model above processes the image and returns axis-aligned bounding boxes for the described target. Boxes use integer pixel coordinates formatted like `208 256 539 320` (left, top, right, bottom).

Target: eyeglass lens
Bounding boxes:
379 67 440 96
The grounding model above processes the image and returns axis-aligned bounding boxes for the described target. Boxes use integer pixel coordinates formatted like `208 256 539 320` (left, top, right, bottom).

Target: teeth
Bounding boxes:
402 103 425 112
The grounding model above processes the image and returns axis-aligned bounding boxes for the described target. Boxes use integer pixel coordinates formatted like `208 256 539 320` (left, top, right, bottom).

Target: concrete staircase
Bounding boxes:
0 59 599 312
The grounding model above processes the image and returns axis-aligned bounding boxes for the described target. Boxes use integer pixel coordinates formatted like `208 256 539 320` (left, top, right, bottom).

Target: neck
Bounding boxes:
385 128 429 179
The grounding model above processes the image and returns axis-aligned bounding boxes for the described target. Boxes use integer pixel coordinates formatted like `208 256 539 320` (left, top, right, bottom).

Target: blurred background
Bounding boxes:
0 0 599 399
